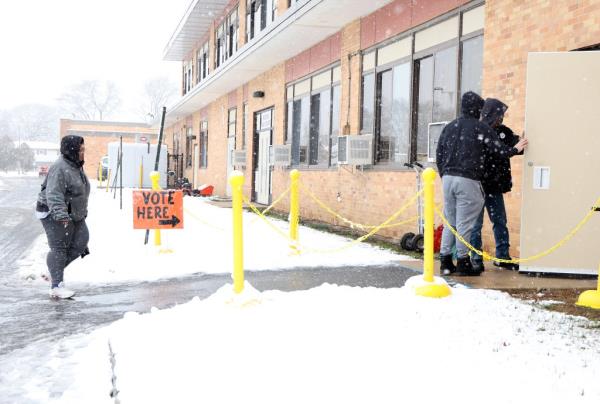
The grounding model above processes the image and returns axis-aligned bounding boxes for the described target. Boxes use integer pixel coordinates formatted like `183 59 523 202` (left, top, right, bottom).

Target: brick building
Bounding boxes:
161 0 600 256
60 119 158 179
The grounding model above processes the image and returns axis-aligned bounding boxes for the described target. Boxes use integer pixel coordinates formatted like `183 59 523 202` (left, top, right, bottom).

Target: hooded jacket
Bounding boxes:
436 92 519 182
480 98 523 194
37 136 90 221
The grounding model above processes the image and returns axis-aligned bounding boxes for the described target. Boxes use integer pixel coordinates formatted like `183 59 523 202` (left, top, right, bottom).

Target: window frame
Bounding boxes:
358 2 484 167
286 63 341 169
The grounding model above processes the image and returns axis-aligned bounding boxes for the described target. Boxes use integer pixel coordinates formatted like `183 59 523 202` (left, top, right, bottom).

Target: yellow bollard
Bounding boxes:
150 171 161 246
98 164 103 186
576 263 600 309
289 169 300 254
139 160 143 189
230 171 245 294
106 169 111 192
409 168 451 298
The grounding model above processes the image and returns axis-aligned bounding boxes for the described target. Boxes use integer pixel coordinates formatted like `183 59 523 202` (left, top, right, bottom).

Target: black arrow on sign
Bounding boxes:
159 215 181 227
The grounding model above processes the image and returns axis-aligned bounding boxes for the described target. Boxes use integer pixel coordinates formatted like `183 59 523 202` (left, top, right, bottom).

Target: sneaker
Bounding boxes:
439 254 456 276
49 282 75 299
493 261 519 271
455 256 482 276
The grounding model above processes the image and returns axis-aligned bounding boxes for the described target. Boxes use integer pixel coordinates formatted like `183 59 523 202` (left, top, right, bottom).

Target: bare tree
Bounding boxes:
58 80 121 121
10 104 60 143
139 76 177 122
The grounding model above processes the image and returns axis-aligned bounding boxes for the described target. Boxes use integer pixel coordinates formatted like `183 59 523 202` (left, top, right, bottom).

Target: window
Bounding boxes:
185 126 193 167
246 0 276 42
360 6 484 164
216 7 239 69
196 42 209 84
460 35 483 97
242 103 248 149
228 108 237 140
288 65 341 168
183 60 193 95
199 121 208 168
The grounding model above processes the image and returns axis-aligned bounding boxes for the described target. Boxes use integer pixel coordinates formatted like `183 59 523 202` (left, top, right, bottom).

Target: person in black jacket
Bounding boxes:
470 98 523 272
436 92 528 276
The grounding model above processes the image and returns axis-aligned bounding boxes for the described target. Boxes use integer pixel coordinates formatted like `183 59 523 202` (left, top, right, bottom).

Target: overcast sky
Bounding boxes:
0 0 190 121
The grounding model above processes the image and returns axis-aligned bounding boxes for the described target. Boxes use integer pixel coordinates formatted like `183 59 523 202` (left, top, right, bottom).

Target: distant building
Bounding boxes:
60 119 158 179
15 140 60 170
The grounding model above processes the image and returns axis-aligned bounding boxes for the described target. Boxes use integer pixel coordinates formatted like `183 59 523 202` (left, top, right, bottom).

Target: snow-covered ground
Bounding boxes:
19 182 412 285
4 281 599 403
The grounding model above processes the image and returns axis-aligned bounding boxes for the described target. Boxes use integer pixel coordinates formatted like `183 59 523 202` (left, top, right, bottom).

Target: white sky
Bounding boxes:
0 0 190 121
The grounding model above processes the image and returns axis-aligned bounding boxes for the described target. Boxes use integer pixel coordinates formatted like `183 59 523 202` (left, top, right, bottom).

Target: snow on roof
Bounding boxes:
13 140 59 150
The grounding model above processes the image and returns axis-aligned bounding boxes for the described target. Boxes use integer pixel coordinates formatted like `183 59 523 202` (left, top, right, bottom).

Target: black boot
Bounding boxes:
439 255 456 276
493 260 519 271
456 256 482 276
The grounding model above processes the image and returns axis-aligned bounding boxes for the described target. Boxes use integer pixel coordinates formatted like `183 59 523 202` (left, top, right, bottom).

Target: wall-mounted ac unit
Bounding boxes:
233 150 246 167
427 122 448 163
338 134 373 165
269 144 291 166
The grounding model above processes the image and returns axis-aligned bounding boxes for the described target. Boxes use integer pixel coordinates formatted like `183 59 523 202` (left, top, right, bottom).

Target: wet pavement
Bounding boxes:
0 175 419 358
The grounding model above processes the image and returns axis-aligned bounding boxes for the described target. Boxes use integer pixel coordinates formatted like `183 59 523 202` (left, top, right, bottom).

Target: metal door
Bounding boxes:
520 51 600 275
226 137 235 197
255 129 271 204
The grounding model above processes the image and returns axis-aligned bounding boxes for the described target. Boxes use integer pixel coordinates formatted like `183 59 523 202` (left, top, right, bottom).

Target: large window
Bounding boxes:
183 61 193 95
196 42 209 84
185 126 194 167
199 121 208 168
228 108 237 139
360 5 484 164
246 0 276 42
287 65 341 168
216 7 239 69
242 103 248 149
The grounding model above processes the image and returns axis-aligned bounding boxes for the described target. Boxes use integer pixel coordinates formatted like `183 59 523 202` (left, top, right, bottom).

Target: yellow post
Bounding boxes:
106 169 111 192
139 160 143 189
576 263 600 309
289 169 300 254
230 171 245 294
150 171 161 246
423 168 435 283
408 167 451 298
98 164 103 185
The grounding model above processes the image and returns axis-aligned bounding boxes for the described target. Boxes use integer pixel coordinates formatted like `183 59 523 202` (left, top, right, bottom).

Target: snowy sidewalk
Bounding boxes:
19 183 413 285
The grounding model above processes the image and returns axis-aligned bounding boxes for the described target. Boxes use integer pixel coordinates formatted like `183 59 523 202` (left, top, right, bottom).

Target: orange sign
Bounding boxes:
133 190 184 229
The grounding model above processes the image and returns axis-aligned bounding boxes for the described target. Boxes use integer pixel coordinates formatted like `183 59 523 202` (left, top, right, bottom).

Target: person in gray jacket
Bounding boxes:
36 135 90 298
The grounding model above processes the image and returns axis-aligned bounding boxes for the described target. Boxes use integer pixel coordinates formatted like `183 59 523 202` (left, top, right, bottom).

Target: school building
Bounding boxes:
60 119 157 179
161 0 600 257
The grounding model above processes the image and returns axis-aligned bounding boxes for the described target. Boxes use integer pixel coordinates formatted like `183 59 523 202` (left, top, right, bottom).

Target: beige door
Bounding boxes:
520 51 600 275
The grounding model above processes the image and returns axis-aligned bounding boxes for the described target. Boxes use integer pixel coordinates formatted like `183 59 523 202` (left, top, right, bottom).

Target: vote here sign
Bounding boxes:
133 190 184 229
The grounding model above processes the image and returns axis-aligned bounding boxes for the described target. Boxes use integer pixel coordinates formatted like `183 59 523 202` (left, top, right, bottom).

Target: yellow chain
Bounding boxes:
300 182 418 230
261 186 291 216
434 199 600 264
244 190 422 254
183 206 226 232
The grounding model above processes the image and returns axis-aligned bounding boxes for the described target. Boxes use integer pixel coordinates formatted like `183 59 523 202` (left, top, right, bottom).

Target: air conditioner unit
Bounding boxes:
233 150 246 167
269 144 291 166
427 122 448 163
337 134 373 165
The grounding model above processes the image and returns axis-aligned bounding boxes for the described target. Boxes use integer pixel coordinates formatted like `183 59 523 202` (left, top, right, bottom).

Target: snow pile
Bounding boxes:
13 283 599 403
20 184 412 284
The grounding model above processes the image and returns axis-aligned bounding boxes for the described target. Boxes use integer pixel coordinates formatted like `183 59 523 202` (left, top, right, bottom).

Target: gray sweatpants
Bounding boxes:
440 175 484 259
41 218 89 287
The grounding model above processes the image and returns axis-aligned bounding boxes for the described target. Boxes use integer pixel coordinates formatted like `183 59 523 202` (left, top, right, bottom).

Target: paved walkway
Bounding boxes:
397 260 597 290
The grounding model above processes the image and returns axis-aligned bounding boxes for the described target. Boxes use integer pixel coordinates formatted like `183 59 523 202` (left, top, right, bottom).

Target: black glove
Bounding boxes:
80 246 90 258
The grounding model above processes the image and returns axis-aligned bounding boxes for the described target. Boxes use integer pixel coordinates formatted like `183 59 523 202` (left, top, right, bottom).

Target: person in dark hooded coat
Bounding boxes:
36 135 90 298
436 92 528 276
469 98 523 272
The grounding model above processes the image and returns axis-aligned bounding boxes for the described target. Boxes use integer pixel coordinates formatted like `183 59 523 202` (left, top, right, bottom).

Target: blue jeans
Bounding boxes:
470 193 510 264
